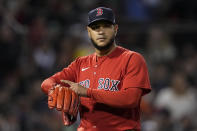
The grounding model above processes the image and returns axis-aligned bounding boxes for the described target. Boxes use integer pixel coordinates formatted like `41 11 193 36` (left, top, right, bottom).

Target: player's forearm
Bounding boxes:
41 66 77 95
87 88 142 108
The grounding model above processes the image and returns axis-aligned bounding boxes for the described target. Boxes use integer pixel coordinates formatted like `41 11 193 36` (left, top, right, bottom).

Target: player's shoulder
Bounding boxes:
118 46 144 59
73 53 94 63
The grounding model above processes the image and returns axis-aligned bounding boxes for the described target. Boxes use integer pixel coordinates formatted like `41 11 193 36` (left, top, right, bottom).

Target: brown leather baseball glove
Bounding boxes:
48 84 79 126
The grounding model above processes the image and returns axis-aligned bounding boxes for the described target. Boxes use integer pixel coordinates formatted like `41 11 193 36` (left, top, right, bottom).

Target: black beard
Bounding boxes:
90 35 115 51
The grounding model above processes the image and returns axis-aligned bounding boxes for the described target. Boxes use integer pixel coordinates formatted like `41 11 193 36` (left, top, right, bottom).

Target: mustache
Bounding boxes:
96 36 106 40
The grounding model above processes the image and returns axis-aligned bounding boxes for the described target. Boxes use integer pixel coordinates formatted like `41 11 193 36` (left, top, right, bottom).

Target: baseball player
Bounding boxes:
41 7 151 131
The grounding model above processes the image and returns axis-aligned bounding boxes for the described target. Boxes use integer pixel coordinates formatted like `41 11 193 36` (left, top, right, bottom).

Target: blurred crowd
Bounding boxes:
0 0 197 131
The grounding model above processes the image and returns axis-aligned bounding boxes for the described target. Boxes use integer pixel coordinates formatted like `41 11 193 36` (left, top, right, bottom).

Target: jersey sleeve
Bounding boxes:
87 87 142 108
122 52 151 96
41 58 79 94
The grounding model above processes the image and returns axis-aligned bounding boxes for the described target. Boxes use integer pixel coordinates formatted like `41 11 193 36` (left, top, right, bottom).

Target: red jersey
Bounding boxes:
41 46 151 131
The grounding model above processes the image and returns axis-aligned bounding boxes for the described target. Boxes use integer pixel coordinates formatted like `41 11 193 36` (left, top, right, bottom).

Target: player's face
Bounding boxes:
87 21 118 50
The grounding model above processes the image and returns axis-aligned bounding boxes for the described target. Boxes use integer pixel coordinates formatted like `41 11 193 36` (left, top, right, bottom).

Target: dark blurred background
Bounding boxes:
0 0 197 131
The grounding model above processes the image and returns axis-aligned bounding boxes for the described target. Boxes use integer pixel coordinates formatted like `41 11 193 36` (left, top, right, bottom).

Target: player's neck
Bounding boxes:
95 43 116 57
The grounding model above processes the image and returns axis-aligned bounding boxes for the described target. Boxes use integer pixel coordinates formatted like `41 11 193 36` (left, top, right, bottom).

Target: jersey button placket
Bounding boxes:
92 64 97 89
92 63 99 90
94 65 97 75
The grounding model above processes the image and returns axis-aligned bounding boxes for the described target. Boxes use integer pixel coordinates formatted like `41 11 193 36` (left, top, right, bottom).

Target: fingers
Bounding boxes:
61 80 74 86
56 86 65 111
69 91 77 115
48 81 80 107
60 80 78 93
63 88 72 112
48 85 59 109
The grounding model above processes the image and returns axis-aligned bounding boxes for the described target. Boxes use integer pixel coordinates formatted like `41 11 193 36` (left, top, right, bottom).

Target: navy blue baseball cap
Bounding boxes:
88 7 116 26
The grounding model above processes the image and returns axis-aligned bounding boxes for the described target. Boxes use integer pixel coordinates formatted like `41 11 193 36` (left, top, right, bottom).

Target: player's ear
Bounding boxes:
114 24 118 36
87 26 91 37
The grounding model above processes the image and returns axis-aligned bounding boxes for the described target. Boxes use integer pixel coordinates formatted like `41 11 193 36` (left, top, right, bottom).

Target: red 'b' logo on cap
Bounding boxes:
96 8 103 16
